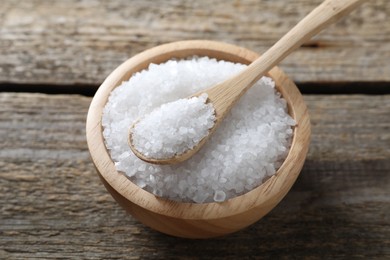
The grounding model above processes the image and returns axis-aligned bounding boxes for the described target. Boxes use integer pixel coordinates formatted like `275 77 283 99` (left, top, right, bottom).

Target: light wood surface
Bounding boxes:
130 0 366 165
1 92 389 257
0 0 389 86
87 40 311 238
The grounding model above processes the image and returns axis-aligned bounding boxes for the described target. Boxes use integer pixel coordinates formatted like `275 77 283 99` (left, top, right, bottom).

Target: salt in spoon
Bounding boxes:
129 0 367 165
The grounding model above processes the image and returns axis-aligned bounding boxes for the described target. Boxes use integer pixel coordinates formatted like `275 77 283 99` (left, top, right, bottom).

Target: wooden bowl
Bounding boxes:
86 40 311 239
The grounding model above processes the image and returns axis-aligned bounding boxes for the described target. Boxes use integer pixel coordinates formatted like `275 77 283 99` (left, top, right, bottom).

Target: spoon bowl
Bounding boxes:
86 40 311 238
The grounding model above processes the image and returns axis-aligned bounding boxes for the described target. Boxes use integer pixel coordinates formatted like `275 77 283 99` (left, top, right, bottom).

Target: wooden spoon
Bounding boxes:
129 0 366 165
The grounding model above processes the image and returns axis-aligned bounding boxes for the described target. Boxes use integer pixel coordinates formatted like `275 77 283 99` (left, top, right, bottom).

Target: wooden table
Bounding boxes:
1 0 389 258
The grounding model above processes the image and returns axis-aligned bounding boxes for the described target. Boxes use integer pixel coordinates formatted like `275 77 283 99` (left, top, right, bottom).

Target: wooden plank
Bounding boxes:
0 92 389 258
0 0 389 86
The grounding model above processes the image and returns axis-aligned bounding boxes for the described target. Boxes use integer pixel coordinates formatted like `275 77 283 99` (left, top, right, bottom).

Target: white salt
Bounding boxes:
131 94 215 159
214 190 226 202
102 57 295 203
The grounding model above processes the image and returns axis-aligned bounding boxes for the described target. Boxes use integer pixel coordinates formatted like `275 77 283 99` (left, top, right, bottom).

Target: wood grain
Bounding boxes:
0 0 389 86
0 92 389 257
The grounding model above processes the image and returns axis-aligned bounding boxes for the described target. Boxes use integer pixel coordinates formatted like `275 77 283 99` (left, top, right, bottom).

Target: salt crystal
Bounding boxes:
138 164 146 171
219 177 227 184
214 190 226 202
102 57 295 203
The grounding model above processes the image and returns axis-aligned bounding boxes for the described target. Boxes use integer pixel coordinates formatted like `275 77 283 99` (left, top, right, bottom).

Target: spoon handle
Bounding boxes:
207 0 367 116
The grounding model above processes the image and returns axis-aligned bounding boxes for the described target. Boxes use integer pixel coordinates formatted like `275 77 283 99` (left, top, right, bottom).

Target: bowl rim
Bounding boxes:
86 40 311 220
